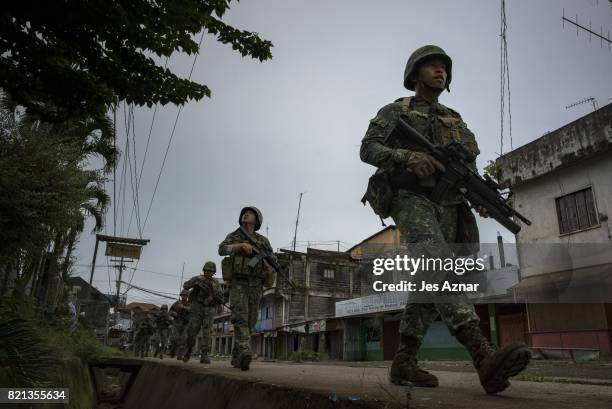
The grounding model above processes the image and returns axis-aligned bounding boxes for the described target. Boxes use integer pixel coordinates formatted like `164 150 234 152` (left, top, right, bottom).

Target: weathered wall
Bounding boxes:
498 103 612 187
510 153 612 244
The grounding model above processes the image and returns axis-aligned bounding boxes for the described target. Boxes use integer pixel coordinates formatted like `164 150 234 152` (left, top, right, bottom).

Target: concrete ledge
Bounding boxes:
121 360 404 409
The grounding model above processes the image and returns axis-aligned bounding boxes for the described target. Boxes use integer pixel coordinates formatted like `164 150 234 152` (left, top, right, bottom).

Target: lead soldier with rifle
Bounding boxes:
218 206 280 371
360 45 531 394
182 261 224 364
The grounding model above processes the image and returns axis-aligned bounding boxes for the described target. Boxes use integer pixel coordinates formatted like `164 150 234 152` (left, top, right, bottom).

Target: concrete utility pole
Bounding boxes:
114 257 126 307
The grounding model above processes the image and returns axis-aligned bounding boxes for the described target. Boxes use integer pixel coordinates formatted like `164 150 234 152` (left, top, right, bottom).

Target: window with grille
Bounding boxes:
555 187 598 234
323 268 335 279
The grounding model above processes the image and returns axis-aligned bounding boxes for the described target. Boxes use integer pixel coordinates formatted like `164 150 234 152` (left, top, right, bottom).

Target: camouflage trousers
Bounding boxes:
229 280 262 357
170 320 188 357
152 328 170 355
185 303 214 356
134 331 152 356
389 190 479 340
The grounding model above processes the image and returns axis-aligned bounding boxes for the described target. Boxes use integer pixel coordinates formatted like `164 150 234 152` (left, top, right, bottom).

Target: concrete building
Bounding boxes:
247 248 360 360
67 276 112 339
211 281 234 356
497 102 612 357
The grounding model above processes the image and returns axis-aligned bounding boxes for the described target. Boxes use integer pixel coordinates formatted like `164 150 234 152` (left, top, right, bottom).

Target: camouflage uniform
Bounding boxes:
362 93 482 338
133 313 155 358
360 45 530 394
218 206 275 370
152 306 172 359
183 263 223 363
169 291 191 359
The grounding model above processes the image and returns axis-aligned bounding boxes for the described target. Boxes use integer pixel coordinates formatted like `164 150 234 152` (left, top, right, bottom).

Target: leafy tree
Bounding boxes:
0 0 273 120
0 106 116 303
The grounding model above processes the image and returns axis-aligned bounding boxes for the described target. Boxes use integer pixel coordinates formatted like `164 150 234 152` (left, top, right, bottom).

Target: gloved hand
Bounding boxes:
393 149 445 179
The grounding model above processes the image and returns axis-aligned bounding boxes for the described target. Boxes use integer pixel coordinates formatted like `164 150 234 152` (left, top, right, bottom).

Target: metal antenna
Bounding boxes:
565 97 599 111
292 192 304 252
562 8 611 51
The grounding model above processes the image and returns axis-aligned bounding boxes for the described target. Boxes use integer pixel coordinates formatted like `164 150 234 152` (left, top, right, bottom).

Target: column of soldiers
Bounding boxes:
129 45 534 395
131 206 275 373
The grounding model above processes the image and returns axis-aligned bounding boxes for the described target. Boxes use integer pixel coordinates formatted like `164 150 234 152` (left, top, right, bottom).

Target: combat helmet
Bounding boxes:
403 45 452 92
239 206 263 231
180 289 189 297
202 261 216 273
161 304 168 310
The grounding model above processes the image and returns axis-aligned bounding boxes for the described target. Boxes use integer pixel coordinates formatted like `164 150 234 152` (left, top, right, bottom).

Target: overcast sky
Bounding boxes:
73 0 612 306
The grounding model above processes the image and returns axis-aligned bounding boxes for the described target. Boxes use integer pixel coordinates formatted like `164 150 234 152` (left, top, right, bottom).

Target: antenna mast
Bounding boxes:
292 192 304 252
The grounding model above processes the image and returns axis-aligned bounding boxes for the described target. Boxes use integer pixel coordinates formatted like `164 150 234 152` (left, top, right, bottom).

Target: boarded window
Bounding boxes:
323 268 335 279
555 188 598 234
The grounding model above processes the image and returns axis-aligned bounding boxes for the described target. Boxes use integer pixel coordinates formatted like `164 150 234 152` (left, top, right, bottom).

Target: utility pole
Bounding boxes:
292 192 304 252
114 257 126 308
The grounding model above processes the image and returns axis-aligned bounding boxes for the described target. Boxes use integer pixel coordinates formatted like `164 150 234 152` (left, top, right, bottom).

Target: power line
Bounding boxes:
130 105 143 237
142 30 206 232
125 31 205 291
120 281 178 300
125 105 143 238
76 264 183 279
499 0 513 154
137 56 170 198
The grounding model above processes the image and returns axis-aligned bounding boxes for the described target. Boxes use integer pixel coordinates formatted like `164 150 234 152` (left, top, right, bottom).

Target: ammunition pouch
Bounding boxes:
362 170 394 219
263 271 276 288
221 257 233 282
455 202 480 256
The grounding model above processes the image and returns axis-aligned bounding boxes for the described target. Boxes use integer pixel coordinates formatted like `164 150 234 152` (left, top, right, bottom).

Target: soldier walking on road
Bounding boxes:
169 289 191 360
182 262 224 364
152 304 172 359
218 206 276 371
360 45 530 394
133 311 155 358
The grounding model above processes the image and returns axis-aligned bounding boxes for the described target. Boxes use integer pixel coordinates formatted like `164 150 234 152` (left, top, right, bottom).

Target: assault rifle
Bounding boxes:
392 118 531 234
238 226 297 289
193 279 226 306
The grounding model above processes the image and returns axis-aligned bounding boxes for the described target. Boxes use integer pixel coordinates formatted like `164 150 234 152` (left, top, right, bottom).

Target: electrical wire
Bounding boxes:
142 30 206 232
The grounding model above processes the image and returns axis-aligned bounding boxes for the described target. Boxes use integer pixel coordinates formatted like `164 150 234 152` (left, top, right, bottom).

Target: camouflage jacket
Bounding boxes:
153 310 172 329
360 95 480 244
169 300 190 322
183 275 223 306
135 316 155 335
361 96 480 195
218 228 276 280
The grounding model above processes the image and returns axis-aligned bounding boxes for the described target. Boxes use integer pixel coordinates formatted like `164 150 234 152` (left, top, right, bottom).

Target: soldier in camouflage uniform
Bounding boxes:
218 206 275 371
169 289 191 360
152 304 172 359
360 45 530 394
133 311 155 358
182 262 224 364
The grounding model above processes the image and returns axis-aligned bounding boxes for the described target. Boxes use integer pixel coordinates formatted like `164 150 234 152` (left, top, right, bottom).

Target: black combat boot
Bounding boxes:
200 350 211 364
182 351 191 363
238 351 252 371
456 323 531 394
230 348 241 368
389 335 438 387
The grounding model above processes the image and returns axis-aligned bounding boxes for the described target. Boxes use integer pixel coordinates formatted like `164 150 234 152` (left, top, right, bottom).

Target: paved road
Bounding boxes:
152 358 612 409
